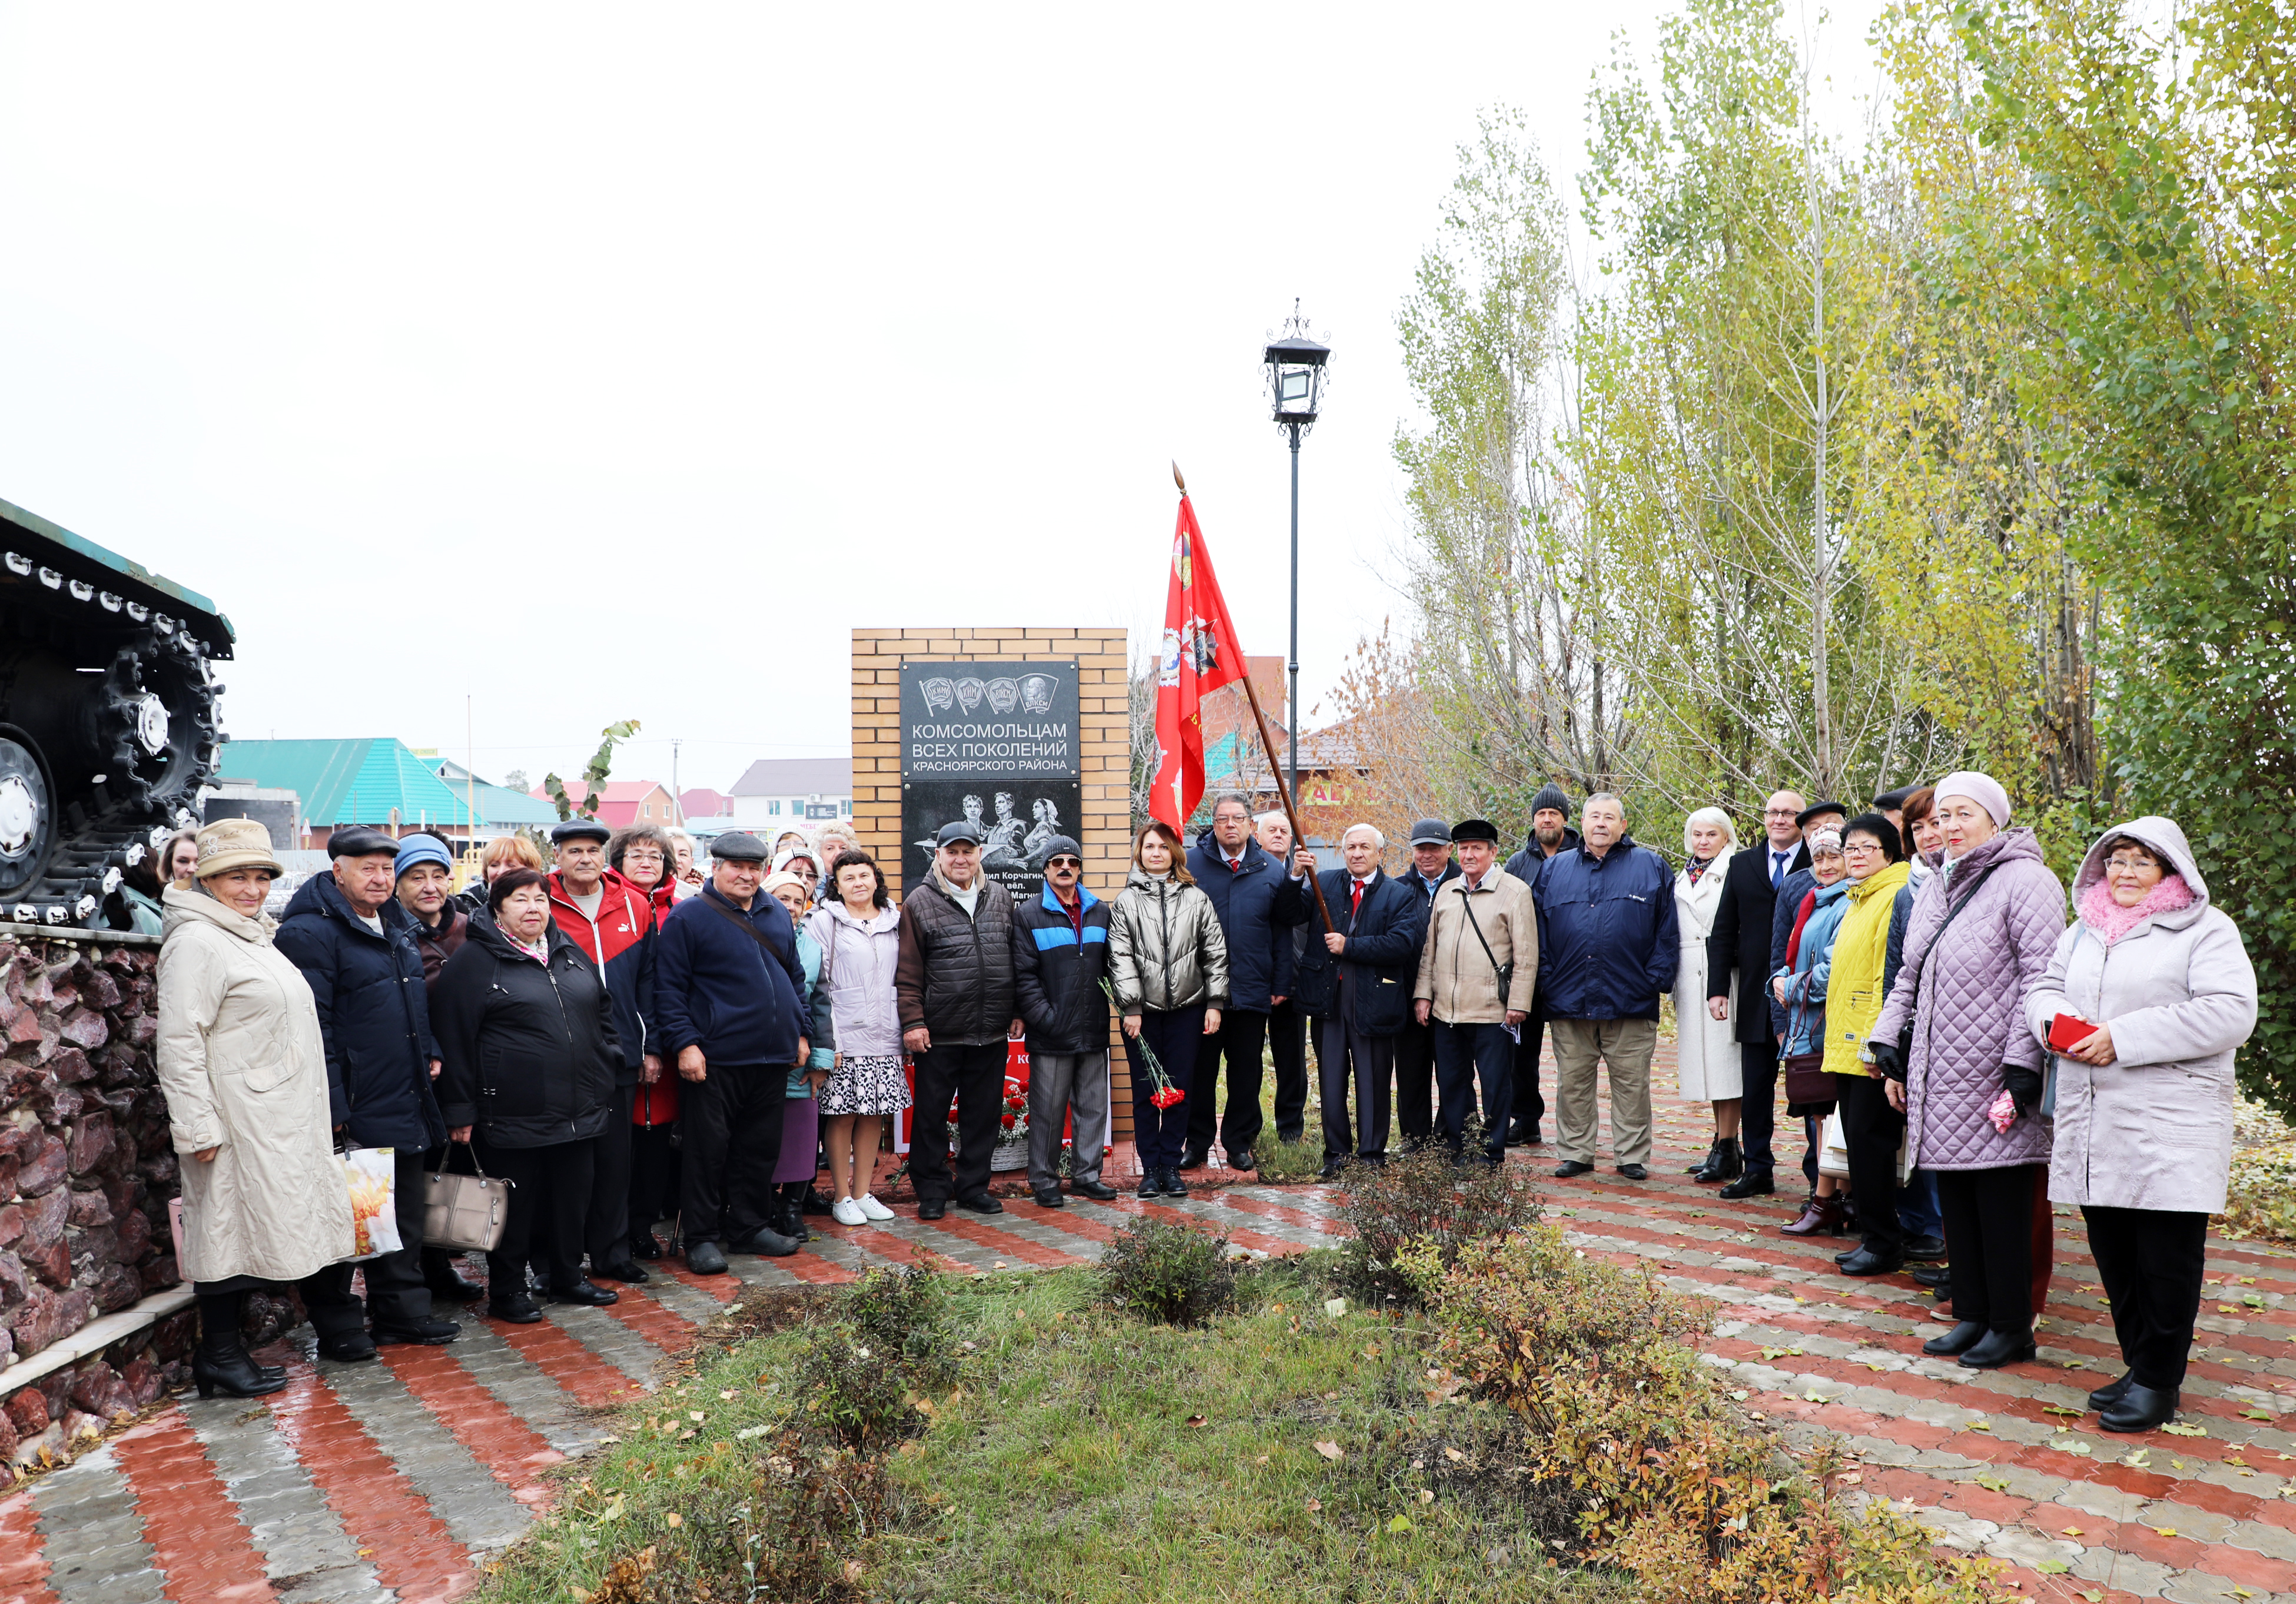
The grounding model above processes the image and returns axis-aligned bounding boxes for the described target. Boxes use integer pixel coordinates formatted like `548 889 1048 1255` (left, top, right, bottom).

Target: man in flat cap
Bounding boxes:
1499 784 1580 1148
1415 820 1537 1165
1394 817 1462 1149
896 820 1023 1218
653 831 811 1274
545 816 659 1287
275 827 459 1356
1008 834 1119 1209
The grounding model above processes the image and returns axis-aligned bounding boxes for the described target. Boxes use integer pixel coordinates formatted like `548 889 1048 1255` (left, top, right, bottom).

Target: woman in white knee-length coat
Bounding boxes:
1674 807 1745 1181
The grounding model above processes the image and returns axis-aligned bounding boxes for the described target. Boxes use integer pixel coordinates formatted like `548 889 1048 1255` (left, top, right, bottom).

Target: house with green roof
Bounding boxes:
214 738 480 850
432 758 560 833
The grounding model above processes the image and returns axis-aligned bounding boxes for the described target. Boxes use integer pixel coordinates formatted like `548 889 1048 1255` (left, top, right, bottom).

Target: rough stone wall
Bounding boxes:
0 932 190 1464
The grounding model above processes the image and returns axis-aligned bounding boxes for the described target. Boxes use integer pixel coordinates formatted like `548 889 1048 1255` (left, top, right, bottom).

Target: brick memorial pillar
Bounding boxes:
848 629 1134 1144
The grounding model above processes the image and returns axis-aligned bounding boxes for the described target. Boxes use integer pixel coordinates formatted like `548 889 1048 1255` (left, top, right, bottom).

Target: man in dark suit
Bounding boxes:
1393 818 1462 1149
1704 791 1805 1198
1288 824 1428 1178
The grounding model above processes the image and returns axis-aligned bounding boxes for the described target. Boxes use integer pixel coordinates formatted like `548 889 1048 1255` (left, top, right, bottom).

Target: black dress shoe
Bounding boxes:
1838 1246 1905 1277
631 1233 663 1260
1616 1164 1648 1180
1719 1169 1776 1199
1229 1148 1256 1172
1178 1145 1208 1171
1904 1235 1947 1262
685 1241 728 1274
1554 1160 1594 1178
2088 1372 2135 1412
957 1192 1005 1215
1910 1264 1952 1288
1505 1124 1542 1146
802 1187 836 1215
2099 1383 2178 1433
1073 1179 1118 1201
918 1198 948 1220
550 1280 621 1306
426 1272 486 1302
488 1297 544 1324
1835 1247 1860 1265
1139 1170 1163 1199
591 1260 651 1285
1166 1168 1190 1197
1957 1328 2036 1369
1319 1159 1345 1181
1032 1188 1065 1208
741 1227 802 1258
373 1317 462 1345
317 1331 379 1363
1922 1320 1986 1356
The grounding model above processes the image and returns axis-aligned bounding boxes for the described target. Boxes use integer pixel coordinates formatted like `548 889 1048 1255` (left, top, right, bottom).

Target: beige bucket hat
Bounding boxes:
193 818 284 879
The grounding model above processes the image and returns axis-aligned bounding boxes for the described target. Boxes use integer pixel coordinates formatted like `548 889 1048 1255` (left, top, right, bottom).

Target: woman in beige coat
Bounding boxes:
2027 815 2255 1434
1107 821 1227 1201
157 819 356 1398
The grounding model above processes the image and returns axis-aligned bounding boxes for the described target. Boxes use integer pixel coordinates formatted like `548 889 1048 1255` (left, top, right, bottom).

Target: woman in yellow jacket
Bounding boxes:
1824 814 1915 1277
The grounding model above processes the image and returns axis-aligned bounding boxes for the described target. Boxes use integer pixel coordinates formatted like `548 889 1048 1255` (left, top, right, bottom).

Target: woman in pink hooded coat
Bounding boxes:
2027 816 2255 1434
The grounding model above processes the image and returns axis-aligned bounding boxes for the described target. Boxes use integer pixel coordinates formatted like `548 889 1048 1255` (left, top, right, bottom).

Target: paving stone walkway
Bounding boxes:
2 1088 2285 1604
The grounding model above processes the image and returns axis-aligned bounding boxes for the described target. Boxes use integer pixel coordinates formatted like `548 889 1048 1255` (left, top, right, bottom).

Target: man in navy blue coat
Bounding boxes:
1532 794 1678 1181
652 832 812 1274
275 826 457 1359
1183 793 1306 1173
1288 824 1426 1178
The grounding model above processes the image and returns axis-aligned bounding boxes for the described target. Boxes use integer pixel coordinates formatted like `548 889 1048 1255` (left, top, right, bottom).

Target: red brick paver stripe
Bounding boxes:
911 1210 1087 1268
770 1248 858 1285
378 1344 565 1507
596 1281 704 1354
1091 1194 1301 1255
0 1487 59 1604
111 1411 278 1603
484 1312 649 1407
815 1219 974 1276
654 1260 743 1303
263 1367 475 1604
1211 1189 1348 1235
1019 1204 1123 1247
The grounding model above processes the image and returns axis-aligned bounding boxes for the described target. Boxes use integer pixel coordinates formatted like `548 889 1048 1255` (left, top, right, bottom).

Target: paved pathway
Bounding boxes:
4 1094 2287 1603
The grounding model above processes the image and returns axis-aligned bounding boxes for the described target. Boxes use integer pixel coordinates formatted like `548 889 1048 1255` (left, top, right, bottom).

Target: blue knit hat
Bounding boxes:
393 834 453 880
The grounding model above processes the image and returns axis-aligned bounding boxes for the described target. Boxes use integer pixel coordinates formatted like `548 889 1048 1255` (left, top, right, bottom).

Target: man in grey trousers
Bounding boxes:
1008 837 1122 1208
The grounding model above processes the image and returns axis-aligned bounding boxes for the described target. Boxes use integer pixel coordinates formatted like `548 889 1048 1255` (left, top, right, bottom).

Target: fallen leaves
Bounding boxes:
1315 1440 1345 1461
2161 1421 2209 1437
1186 1415 1207 1428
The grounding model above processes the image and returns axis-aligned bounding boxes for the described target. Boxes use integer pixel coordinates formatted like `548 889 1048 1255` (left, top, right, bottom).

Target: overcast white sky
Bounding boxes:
0 4 1882 795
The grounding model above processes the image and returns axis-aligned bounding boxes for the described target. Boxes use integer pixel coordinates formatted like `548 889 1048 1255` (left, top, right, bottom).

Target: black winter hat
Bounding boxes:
1529 783 1572 819
1451 818 1501 844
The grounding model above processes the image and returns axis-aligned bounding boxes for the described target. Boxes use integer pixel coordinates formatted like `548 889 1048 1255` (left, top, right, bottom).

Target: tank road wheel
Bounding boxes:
0 734 54 903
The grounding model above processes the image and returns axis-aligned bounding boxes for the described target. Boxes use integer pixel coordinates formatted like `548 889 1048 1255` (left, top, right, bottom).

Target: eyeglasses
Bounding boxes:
1842 841 1883 855
1047 857 1082 870
1763 808 1800 818
2105 855 2159 873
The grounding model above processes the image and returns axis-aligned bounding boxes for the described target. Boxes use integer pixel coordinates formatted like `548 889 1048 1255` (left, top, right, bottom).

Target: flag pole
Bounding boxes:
1173 461 1334 934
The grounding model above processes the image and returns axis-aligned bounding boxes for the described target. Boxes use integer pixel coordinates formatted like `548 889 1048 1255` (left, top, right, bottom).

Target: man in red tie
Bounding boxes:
1287 824 1428 1179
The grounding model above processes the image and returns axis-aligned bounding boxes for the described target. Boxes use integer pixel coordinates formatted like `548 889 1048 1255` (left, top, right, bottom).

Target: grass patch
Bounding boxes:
1252 1132 1328 1184
475 1261 1623 1604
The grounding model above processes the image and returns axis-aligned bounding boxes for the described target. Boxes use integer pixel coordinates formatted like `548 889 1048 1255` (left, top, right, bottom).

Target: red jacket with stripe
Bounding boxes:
546 869 656 1085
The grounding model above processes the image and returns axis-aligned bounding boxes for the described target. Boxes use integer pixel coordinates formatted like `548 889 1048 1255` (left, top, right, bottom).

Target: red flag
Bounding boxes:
1150 489 1247 831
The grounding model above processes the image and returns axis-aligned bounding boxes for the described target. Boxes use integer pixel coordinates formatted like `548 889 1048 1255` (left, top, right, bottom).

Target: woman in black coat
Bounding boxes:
432 868 623 1323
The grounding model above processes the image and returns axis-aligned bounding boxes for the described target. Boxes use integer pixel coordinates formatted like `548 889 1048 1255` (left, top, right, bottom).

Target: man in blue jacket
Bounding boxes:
1532 794 1678 1181
1008 835 1122 1209
653 831 812 1274
274 826 459 1359
1288 824 1426 1179
1183 794 1307 1174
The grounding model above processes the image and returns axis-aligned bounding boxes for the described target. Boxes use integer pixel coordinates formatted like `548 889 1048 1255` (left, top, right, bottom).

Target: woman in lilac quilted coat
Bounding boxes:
2027 817 2255 1433
1869 771 2066 1371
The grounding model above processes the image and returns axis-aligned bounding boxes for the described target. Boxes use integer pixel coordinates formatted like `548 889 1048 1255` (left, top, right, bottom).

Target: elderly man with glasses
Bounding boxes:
1008 837 1122 1208
1702 790 1807 1198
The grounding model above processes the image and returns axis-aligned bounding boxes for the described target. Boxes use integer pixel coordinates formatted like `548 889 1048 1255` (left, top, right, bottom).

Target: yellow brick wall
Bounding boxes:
851 628 1139 1144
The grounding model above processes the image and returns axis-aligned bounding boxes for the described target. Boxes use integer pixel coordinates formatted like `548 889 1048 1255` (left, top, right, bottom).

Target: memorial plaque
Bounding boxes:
900 660 1081 899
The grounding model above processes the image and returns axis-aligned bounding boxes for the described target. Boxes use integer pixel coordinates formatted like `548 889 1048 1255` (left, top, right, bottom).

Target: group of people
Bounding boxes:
148 768 2257 1436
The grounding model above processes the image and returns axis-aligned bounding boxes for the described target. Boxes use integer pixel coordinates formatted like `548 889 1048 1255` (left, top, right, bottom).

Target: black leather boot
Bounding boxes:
1685 1139 1723 1177
2099 1383 2178 1433
1697 1138 1743 1182
194 1292 286 1400
1957 1327 2036 1369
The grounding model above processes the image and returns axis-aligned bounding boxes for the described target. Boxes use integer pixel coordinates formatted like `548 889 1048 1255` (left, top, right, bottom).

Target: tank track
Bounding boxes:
9 816 187 928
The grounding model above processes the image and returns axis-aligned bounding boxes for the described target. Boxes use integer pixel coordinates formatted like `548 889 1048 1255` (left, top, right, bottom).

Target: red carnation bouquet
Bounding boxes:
1001 1075 1028 1133
1101 979 1183 1107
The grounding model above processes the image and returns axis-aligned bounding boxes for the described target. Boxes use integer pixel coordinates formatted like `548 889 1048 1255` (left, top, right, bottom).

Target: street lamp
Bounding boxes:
1263 314 1329 816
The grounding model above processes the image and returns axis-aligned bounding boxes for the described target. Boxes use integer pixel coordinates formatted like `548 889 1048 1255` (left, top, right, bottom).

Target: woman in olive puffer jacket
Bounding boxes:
1108 821 1228 1199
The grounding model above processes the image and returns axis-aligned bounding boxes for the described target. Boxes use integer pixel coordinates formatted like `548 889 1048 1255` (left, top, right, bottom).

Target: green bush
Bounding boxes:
795 1264 960 1450
1332 1133 1542 1307
1094 1215 1237 1326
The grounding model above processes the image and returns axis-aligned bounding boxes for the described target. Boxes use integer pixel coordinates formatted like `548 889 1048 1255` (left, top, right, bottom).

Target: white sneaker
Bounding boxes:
857 1194 894 1221
832 1197 867 1227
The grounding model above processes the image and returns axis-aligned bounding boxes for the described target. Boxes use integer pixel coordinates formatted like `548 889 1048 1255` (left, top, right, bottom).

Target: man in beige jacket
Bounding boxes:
1414 818 1537 1164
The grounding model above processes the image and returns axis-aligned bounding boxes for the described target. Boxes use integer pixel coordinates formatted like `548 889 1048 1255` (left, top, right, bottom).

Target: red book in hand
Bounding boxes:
2047 1013 2093 1053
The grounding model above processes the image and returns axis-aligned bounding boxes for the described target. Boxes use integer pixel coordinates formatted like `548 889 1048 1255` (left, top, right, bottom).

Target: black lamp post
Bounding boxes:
1263 317 1329 814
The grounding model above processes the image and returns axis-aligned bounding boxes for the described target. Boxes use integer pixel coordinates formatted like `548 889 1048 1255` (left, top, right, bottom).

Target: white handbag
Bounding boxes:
1817 1109 1913 1182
